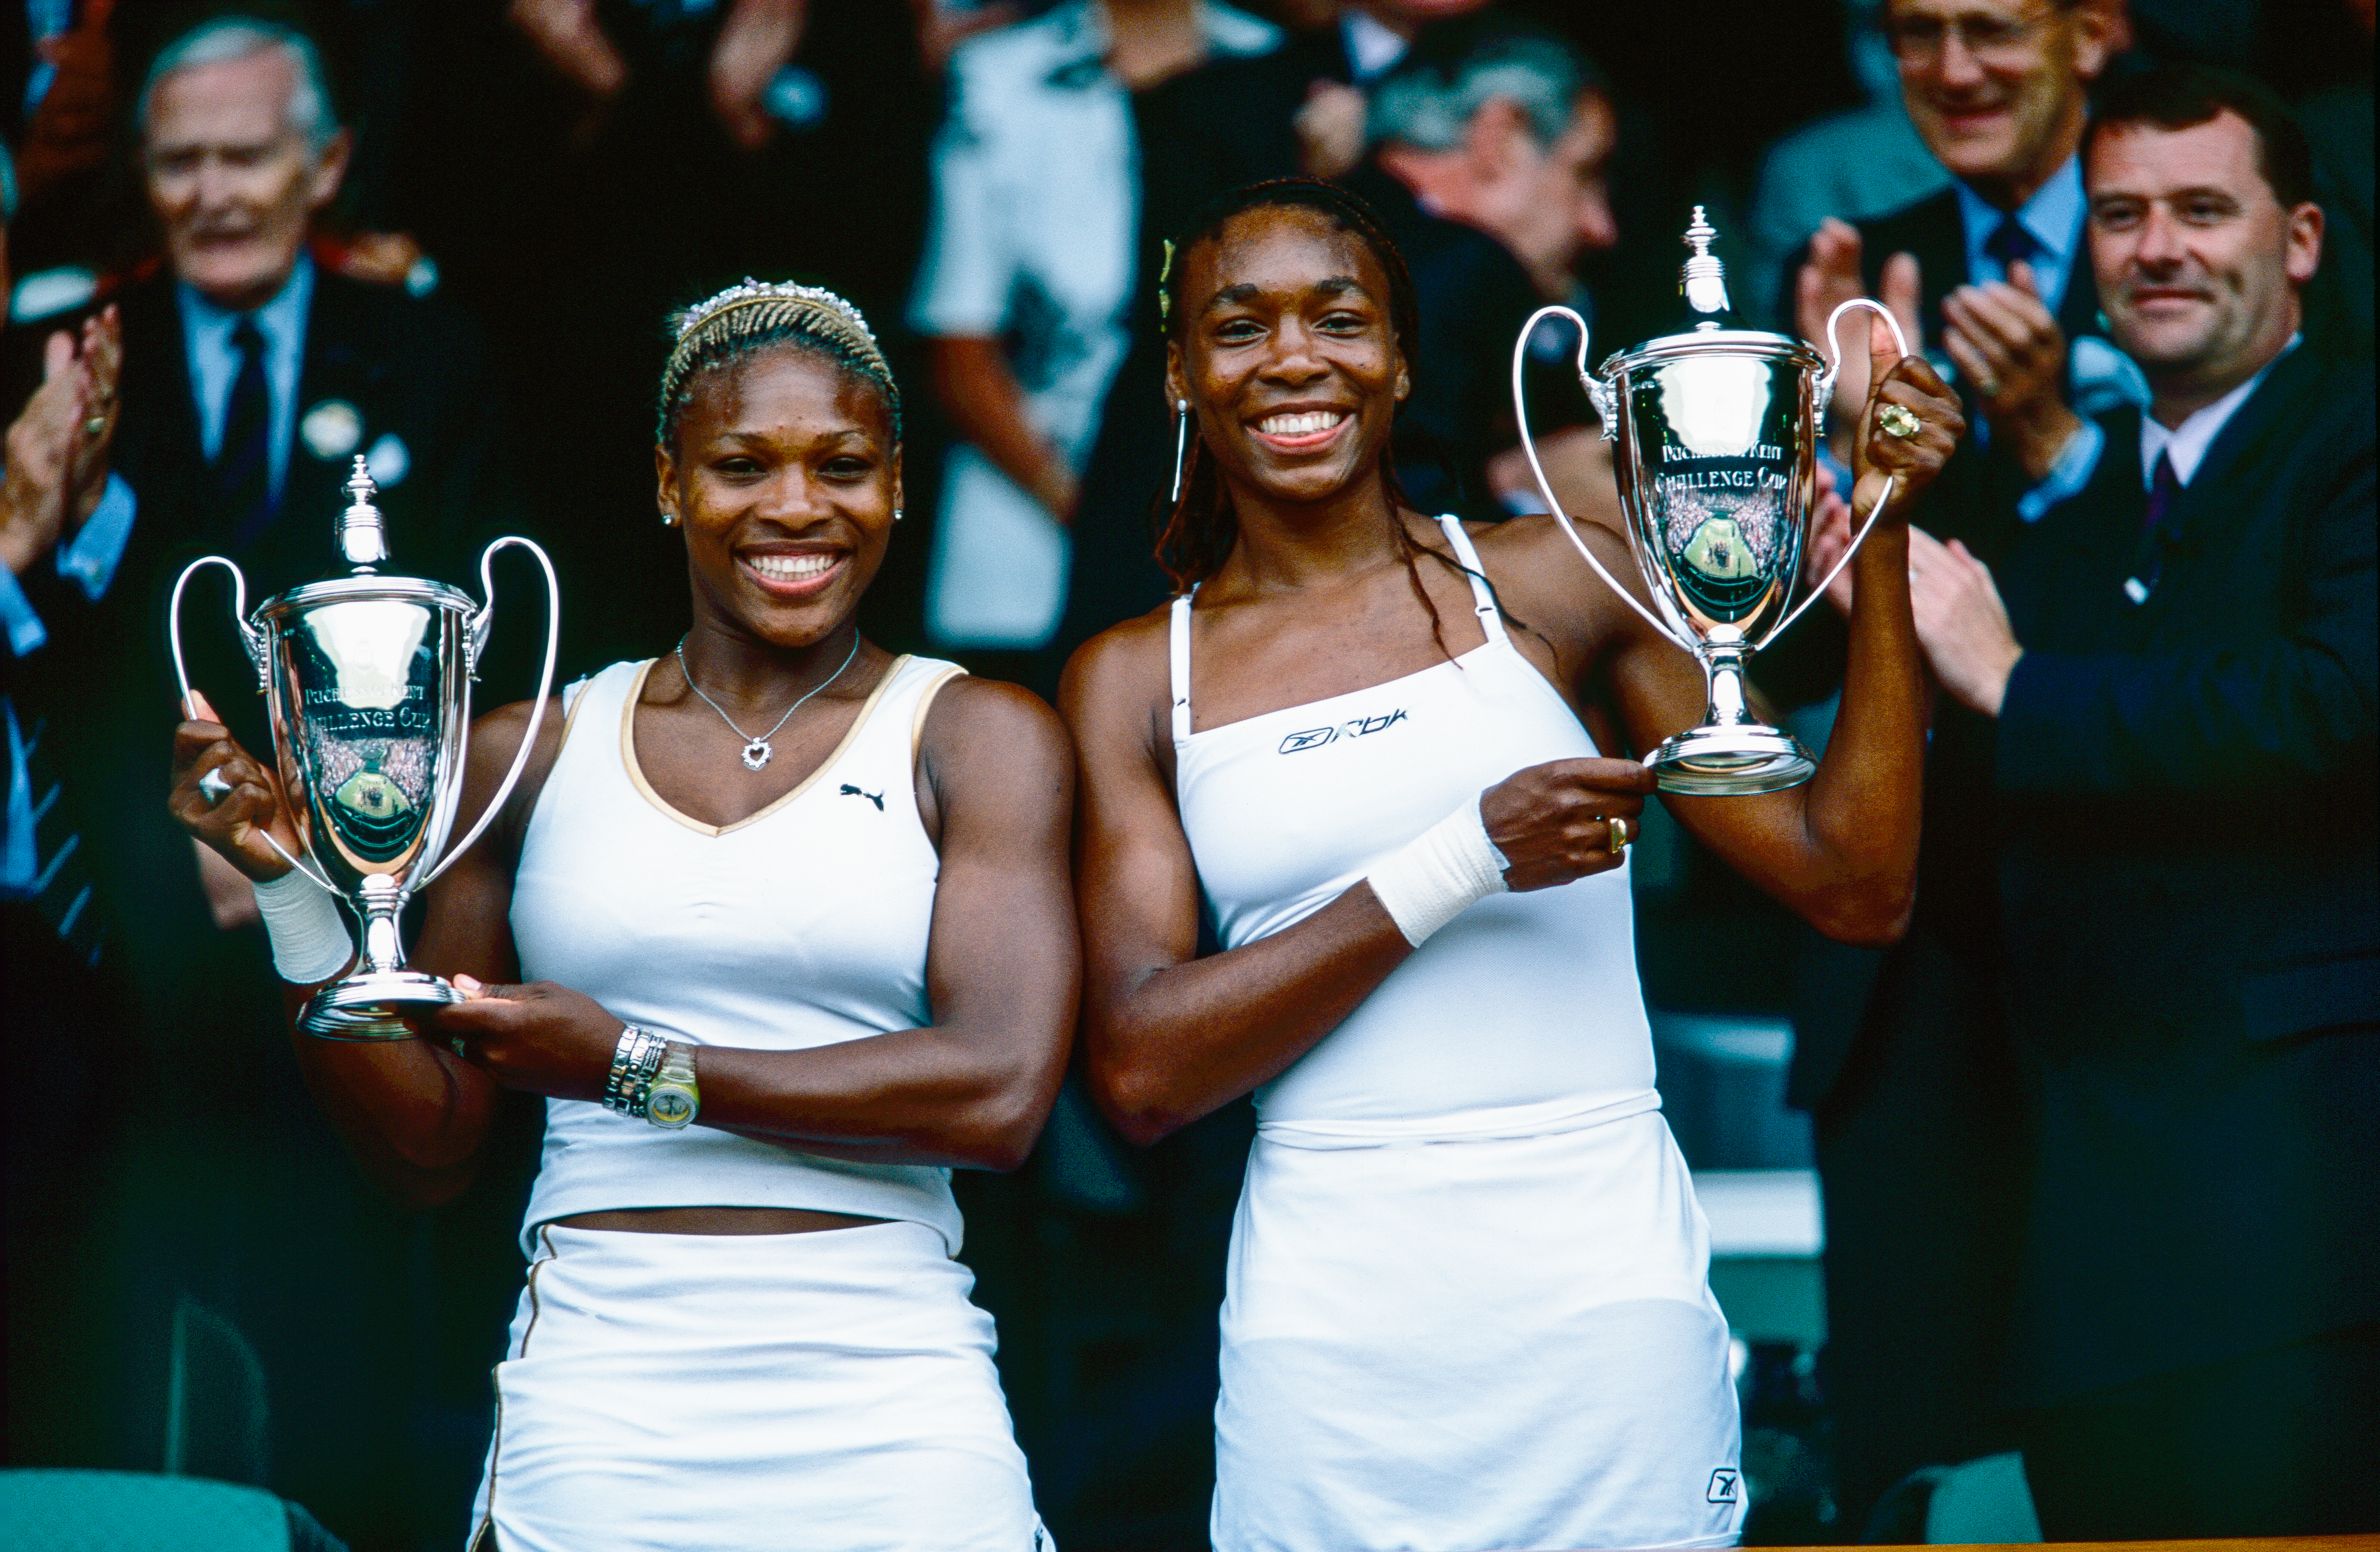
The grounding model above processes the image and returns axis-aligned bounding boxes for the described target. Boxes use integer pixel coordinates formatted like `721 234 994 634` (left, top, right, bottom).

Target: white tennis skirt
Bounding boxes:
470 1220 1048 1552
1214 1103 1747 1552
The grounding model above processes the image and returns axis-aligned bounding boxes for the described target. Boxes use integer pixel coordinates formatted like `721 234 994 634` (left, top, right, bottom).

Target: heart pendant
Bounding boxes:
741 740 772 771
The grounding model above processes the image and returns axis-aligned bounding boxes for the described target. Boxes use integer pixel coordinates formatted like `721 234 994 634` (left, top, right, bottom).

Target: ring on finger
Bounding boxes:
198 768 234 804
1877 403 1921 439
1608 815 1632 851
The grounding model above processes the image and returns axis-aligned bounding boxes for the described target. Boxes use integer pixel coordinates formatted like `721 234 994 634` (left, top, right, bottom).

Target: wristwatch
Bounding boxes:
643 1042 700 1130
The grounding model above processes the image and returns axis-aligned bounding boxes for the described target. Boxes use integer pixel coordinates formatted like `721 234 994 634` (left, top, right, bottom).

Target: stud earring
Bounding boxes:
1168 399 1192 505
893 506 904 523
660 510 676 527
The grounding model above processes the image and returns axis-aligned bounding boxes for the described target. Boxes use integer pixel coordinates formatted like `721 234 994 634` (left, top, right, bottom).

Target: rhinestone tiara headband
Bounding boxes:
669 278 883 356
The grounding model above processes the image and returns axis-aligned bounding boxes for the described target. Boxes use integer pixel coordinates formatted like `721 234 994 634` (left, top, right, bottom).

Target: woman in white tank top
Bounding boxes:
1064 182 1964 1550
170 283 1075 1551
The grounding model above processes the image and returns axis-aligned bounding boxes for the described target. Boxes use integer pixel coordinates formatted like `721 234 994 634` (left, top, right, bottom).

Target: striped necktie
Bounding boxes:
7 701 104 967
2124 451 2181 606
217 317 275 547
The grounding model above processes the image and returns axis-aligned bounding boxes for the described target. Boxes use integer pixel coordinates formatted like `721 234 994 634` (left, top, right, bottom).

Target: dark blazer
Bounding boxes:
1773 182 2107 1110
1991 343 2379 1405
10 265 504 1021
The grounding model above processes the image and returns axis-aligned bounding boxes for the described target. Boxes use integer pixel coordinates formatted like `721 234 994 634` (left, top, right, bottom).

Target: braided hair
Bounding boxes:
656 279 902 450
1155 178 1500 660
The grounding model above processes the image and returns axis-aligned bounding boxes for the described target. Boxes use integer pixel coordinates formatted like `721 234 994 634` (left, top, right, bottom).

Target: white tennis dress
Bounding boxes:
1175 517 1745 1552
471 654 1048 1552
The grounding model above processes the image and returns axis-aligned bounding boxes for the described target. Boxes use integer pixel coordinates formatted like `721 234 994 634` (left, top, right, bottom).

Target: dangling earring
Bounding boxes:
1168 399 1191 505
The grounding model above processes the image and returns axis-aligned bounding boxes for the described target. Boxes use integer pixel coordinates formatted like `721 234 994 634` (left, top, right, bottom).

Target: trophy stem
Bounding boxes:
1643 627 1818 796
297 875 463 1041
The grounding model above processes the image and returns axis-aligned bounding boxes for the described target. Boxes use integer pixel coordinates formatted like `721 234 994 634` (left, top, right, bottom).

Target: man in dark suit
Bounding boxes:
2 16 524 1539
1905 65 2376 1537
1762 0 2128 1531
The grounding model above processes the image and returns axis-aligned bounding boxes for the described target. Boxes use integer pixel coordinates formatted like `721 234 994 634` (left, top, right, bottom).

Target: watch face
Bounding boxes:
648 1086 696 1126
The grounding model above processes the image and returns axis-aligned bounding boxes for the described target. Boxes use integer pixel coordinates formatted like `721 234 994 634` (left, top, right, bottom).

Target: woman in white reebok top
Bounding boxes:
171 282 1073 1551
1063 180 1961 1551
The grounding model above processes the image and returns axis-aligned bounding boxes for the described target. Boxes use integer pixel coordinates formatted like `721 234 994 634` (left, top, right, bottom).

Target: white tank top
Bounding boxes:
1173 516 1659 1141
508 653 969 1254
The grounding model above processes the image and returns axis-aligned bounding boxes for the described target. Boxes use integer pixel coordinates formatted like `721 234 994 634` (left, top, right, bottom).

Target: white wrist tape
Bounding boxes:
252 870 354 984
1366 796 1510 947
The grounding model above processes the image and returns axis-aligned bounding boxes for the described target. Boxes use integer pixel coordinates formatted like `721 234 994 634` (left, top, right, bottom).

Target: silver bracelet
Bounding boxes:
604 1024 666 1117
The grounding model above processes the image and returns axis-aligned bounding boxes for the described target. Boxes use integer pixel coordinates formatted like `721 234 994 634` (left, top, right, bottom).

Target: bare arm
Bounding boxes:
927 336 1079 524
1063 618 1650 1145
169 694 556 1208
1513 348 1962 946
436 678 1079 1173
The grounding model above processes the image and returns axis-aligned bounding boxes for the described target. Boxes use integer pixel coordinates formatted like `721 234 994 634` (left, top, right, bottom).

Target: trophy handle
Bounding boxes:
415 536 561 888
1510 305 1695 652
1759 298 1913 651
168 555 342 893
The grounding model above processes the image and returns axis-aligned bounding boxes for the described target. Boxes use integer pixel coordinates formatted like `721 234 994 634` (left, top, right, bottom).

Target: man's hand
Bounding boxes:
67 308 121 527
1795 219 1921 440
1295 81 1367 180
1802 460 1859 617
1909 531 2021 716
1942 260 2080 480
711 0 808 151
1 327 100 577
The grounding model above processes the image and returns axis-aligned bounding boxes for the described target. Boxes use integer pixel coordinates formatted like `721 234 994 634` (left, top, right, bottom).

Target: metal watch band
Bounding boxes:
604 1024 667 1117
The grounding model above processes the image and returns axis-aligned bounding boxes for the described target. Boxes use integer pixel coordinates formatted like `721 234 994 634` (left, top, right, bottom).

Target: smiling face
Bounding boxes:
1887 0 2116 202
143 48 349 311
1166 204 1410 511
657 345 901 648
2088 111 2320 404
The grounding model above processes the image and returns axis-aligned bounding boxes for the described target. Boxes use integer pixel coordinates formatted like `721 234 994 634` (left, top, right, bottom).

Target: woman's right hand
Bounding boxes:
1481 758 1655 893
170 690 301 882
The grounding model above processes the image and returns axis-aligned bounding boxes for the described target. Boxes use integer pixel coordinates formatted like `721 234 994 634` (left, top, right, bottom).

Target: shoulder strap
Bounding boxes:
1169 592 1194 742
1433 515 1508 645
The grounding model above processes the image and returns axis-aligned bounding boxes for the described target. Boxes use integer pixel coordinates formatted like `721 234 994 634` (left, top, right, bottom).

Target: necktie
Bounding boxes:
2124 451 2180 605
1984 215 2039 273
10 703 105 967
217 318 274 547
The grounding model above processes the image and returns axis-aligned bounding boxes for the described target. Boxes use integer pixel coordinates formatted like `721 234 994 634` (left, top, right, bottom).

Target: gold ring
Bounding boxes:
1609 815 1632 850
1878 403 1921 438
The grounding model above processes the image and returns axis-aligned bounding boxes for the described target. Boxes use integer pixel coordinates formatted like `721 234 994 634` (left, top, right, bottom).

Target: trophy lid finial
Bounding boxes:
1680 206 1731 320
338 454 389 570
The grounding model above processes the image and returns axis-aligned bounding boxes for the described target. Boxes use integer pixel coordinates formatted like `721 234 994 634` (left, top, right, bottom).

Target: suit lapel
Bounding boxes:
2164 346 2320 548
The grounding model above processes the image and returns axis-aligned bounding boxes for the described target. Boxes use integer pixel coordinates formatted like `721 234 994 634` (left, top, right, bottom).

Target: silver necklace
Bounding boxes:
675 633 861 771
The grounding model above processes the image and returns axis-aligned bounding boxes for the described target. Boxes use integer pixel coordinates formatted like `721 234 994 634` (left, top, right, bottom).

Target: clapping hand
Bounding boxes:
1 308 119 578
1794 219 1922 444
1908 530 2021 716
1941 260 2080 480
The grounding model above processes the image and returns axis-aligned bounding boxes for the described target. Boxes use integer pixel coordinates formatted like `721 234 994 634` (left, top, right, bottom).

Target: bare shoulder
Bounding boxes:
1057 602 1174 740
1468 512 1646 648
920 672 1070 772
466 694 569 783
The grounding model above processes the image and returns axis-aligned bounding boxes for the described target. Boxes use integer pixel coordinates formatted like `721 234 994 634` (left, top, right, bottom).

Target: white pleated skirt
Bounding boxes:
470 1221 1047 1552
1214 1104 1746 1552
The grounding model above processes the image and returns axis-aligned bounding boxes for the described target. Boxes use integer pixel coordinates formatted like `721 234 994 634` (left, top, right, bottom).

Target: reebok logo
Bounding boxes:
1278 708 1409 754
1707 1468 1740 1504
839 784 885 810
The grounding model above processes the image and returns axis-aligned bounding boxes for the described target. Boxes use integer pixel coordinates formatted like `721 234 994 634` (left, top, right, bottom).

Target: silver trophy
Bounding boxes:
171 457 559 1038
1513 208 1910 794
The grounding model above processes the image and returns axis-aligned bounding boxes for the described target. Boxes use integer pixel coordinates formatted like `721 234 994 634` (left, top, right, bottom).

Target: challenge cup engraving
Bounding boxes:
170 458 559 1037
1511 208 1908 795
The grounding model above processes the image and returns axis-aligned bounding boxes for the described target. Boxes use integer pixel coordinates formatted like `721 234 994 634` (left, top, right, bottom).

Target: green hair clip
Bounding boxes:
1157 238 1177 321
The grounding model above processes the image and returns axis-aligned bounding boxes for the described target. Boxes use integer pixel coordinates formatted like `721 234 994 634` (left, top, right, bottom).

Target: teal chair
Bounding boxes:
0 1470 346 1551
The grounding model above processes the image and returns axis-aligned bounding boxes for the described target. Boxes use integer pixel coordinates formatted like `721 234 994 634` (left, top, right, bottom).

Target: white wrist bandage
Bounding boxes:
1366 797 1510 947
252 870 354 984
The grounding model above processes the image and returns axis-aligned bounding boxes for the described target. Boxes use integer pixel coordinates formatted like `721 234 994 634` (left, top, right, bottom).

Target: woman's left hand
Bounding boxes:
434 975 618 1101
1851 344 1964 527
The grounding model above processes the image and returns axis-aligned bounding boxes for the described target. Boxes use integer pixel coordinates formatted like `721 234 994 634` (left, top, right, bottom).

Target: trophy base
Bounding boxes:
299 972 464 1041
1645 723 1817 796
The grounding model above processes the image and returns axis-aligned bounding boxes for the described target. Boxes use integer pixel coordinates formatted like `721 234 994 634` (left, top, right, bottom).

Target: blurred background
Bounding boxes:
0 0 2367 1547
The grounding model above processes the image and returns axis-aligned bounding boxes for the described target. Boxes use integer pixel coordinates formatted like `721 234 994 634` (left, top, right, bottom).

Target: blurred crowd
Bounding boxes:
0 1 2370 1548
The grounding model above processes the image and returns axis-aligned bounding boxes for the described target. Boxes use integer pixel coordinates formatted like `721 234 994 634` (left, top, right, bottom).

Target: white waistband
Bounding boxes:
1255 1088 1661 1149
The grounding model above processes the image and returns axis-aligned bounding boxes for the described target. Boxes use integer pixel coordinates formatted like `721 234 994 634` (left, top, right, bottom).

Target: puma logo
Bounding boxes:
839 783 885 810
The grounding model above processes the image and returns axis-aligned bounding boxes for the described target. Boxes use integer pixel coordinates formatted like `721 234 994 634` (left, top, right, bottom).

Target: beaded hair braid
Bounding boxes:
655 279 901 446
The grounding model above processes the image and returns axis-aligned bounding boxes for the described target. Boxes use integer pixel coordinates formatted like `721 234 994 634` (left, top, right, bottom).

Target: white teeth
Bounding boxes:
747 553 836 582
1258 410 1346 437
